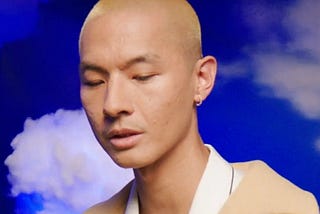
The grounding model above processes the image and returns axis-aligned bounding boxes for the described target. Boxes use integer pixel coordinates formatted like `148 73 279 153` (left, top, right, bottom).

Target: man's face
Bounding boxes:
79 10 198 168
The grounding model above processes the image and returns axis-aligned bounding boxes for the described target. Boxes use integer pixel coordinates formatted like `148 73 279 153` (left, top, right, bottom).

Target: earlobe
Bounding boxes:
194 55 217 105
195 95 203 106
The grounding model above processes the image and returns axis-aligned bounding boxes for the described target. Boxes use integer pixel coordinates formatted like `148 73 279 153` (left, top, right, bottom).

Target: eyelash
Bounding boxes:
133 74 155 81
81 74 155 87
83 80 104 87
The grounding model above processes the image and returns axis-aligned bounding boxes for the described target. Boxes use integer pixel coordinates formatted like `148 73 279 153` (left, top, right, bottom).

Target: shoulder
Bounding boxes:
226 160 319 213
84 180 133 214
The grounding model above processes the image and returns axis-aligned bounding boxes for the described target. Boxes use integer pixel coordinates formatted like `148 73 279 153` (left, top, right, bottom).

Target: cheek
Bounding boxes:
81 86 104 110
80 87 91 108
142 78 193 128
80 88 105 128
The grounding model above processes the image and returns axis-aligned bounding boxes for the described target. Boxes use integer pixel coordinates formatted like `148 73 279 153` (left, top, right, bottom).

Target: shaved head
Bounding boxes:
79 0 202 65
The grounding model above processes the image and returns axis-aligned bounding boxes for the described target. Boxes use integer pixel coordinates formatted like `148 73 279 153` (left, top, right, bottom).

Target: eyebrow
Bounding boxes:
79 53 160 75
119 54 160 71
79 63 107 75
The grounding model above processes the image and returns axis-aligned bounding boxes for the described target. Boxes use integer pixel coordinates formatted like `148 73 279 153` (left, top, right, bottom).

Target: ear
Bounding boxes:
194 55 217 105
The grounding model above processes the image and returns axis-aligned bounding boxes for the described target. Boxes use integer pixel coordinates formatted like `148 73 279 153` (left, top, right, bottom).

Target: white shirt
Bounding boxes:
125 144 243 214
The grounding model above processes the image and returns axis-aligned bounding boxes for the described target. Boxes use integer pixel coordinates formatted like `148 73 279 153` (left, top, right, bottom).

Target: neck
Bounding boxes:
133 136 210 214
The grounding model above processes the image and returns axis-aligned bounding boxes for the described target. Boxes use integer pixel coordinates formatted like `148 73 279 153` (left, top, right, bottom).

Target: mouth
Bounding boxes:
106 128 143 150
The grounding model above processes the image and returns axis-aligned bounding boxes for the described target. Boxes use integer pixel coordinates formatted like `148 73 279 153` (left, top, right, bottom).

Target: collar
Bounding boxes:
125 144 243 214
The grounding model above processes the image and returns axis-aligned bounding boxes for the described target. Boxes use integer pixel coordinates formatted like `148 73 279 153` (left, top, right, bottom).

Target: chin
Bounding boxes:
113 159 135 168
112 155 151 170
110 155 141 169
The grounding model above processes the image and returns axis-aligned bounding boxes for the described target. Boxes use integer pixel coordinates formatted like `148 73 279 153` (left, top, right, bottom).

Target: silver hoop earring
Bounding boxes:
196 96 202 106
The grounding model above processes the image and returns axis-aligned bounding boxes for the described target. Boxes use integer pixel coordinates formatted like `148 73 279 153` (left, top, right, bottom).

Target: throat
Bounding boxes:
132 143 210 214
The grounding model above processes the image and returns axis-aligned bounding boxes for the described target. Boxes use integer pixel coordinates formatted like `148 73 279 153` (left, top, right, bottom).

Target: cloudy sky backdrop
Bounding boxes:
1 0 319 213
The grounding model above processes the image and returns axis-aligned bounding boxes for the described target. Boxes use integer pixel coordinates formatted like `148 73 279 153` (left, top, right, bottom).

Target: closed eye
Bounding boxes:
133 74 156 82
82 80 105 87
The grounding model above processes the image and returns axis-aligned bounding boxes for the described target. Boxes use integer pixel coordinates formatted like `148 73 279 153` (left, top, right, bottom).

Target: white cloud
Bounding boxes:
253 53 320 119
219 61 250 79
284 0 320 57
221 0 320 120
251 0 320 120
5 109 133 213
218 0 320 153
251 0 320 154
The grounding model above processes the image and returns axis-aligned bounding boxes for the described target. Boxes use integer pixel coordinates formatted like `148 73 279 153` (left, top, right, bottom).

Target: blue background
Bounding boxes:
1 0 319 213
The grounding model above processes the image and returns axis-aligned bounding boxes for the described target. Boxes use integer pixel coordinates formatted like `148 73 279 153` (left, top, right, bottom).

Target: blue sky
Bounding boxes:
1 0 319 213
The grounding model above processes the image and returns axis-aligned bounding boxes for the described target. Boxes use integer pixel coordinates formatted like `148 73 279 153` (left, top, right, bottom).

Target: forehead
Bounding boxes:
80 10 181 66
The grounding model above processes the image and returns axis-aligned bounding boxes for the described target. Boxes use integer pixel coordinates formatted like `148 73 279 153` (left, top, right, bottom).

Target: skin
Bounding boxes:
79 0 217 213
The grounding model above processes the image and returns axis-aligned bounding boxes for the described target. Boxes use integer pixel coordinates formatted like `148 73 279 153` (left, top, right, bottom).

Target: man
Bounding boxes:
79 0 319 213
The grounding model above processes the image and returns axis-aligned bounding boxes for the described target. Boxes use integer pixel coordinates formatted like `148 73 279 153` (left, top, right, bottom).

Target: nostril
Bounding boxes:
103 108 132 119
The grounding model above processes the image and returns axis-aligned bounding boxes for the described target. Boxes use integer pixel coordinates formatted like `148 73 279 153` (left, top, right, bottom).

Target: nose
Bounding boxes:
103 74 134 118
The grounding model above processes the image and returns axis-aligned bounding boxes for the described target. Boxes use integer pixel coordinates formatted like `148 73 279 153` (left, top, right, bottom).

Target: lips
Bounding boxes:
106 128 142 150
